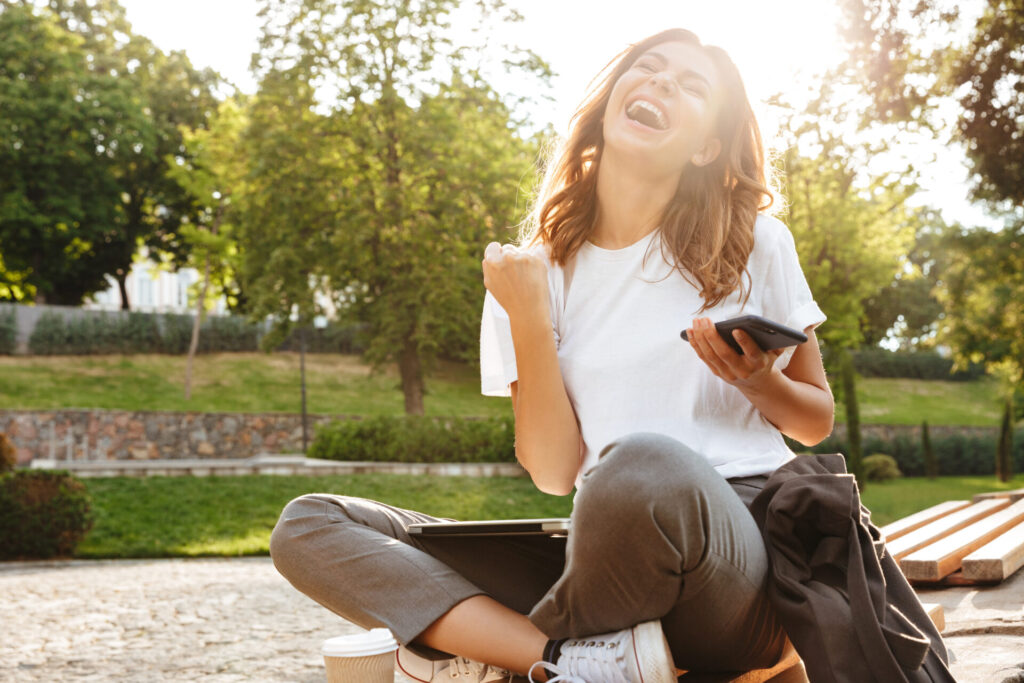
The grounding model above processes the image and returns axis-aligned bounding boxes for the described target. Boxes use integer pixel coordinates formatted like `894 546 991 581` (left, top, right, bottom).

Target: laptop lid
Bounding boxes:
407 518 570 537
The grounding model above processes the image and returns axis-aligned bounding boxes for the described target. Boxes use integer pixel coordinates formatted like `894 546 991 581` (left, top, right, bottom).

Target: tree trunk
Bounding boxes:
398 335 425 416
184 255 212 401
922 420 937 479
300 326 309 453
116 271 130 311
840 348 864 487
997 396 1013 483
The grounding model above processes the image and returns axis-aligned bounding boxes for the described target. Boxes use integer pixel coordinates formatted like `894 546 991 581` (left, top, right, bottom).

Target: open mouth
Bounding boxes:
626 99 669 131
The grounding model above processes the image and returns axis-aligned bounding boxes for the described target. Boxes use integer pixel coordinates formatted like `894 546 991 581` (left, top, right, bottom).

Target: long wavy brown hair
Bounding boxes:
523 28 776 310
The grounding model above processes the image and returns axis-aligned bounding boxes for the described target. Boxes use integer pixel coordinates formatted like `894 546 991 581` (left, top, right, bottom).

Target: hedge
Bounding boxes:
790 428 1024 477
851 349 985 381
26 310 366 356
309 415 516 464
0 470 94 559
0 307 14 354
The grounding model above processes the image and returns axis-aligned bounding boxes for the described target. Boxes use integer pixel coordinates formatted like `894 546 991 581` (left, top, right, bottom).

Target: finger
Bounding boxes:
699 318 742 365
484 242 502 261
691 322 734 380
730 329 765 362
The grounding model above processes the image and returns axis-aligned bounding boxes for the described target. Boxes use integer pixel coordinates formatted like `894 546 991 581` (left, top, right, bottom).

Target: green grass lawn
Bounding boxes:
75 472 1024 559
0 353 1005 426
0 353 511 418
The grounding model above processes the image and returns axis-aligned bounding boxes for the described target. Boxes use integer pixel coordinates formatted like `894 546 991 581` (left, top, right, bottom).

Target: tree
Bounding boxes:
165 98 248 400
935 220 1023 482
0 0 222 307
775 87 919 484
0 4 149 304
39 0 224 309
242 0 545 414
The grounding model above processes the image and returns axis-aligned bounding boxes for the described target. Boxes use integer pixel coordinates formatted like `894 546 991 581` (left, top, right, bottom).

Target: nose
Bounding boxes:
649 72 673 95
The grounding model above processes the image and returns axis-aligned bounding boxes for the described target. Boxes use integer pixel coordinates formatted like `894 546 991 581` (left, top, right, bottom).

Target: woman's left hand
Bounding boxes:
686 317 783 390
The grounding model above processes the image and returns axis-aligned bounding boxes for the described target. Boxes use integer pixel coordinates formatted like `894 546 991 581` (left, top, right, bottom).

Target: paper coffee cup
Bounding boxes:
321 628 398 683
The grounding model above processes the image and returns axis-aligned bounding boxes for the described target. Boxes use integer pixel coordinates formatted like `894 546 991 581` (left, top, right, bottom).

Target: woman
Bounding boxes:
271 28 833 683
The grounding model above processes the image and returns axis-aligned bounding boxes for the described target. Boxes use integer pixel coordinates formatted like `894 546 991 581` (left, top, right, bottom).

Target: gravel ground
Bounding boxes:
2 556 1021 682
0 557 417 683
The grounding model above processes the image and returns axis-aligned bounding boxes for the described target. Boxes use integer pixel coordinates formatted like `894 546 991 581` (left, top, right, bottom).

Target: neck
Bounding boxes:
591 148 680 249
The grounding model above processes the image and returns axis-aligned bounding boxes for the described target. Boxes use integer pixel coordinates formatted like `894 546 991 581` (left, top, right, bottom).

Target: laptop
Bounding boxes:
407 518 571 537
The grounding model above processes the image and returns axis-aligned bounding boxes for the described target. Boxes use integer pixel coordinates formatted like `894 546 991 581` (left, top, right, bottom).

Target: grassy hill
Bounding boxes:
0 352 1005 426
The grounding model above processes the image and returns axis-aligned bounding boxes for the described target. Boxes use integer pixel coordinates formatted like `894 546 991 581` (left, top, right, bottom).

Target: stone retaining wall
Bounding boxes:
0 408 999 465
0 409 354 464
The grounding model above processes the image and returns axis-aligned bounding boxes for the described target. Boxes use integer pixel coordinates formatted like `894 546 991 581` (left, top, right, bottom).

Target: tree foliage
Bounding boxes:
240 0 545 414
0 0 221 307
0 4 145 303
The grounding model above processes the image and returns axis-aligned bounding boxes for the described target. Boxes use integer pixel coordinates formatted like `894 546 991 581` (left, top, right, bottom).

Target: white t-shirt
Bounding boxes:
480 214 826 489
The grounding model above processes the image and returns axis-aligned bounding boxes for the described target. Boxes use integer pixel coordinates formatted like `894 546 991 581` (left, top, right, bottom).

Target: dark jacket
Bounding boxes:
749 454 957 683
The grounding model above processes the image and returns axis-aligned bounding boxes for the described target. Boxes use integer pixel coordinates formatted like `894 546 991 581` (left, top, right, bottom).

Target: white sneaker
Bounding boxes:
396 644 517 682
527 620 676 683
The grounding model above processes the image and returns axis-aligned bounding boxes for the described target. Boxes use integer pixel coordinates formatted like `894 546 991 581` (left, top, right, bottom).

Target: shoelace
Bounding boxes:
448 655 514 681
527 660 586 683
527 637 631 683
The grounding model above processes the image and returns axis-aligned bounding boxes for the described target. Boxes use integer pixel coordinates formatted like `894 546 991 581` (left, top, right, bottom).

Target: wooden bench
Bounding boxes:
880 491 1024 586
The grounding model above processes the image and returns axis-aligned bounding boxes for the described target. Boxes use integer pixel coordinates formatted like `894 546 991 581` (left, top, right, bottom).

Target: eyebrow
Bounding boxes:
642 50 712 89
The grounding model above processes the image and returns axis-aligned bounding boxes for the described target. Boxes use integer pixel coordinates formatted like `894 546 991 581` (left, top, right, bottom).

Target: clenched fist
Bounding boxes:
481 242 550 323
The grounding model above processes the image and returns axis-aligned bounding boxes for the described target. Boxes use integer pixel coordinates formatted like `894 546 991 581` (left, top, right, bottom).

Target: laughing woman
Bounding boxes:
270 28 833 683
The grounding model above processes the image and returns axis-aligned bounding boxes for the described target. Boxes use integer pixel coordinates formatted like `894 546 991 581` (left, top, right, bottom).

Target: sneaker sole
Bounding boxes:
631 620 676 683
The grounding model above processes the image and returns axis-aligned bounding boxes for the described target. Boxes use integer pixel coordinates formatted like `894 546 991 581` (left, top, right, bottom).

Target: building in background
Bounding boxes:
85 257 229 315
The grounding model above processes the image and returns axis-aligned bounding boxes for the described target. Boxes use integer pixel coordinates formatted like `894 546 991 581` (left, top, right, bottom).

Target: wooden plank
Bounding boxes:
900 499 1024 581
921 602 945 633
880 500 971 542
961 519 1024 582
886 498 1011 560
972 488 1024 503
909 569 997 587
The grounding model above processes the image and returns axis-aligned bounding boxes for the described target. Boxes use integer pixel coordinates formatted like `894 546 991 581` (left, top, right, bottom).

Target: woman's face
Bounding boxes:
601 40 722 178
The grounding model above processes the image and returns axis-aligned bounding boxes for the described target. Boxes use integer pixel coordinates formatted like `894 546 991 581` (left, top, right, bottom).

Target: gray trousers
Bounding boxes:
270 432 787 673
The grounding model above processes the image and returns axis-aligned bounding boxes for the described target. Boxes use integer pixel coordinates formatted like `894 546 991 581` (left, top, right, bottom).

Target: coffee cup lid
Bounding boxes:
321 628 398 657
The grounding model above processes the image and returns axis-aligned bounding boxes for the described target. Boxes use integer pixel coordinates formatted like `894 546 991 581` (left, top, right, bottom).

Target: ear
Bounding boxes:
691 138 721 168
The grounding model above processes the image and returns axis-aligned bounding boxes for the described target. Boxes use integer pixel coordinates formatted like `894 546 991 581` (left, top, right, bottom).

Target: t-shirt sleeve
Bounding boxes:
480 291 518 397
759 218 826 370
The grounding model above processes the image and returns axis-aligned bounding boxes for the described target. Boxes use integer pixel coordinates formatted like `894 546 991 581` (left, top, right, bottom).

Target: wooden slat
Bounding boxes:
972 488 1024 503
880 500 971 542
886 498 1011 560
921 602 945 633
900 499 1024 581
961 519 1024 582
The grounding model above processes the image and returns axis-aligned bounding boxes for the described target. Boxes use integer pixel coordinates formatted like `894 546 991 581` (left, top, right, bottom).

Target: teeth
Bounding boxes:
627 100 668 130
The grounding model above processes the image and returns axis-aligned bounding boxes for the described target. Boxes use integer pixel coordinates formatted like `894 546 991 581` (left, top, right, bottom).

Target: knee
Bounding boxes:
577 433 714 512
585 432 709 491
269 494 331 577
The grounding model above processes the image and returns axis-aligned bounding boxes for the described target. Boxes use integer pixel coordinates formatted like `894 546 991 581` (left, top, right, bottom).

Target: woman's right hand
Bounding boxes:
481 242 550 323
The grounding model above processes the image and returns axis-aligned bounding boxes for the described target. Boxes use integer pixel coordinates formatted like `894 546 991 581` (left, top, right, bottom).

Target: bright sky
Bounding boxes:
118 0 991 227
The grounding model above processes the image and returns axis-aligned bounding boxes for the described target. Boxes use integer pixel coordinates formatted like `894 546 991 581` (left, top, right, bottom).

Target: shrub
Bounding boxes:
862 454 902 481
309 415 516 464
792 428 1024 477
852 349 985 381
0 433 15 472
0 307 15 354
0 470 94 559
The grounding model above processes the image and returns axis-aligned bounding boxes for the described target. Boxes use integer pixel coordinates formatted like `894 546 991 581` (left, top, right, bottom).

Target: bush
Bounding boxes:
309 415 516 464
852 349 985 381
0 307 15 354
0 470 94 559
862 454 902 481
792 427 1024 477
276 323 370 354
0 433 15 472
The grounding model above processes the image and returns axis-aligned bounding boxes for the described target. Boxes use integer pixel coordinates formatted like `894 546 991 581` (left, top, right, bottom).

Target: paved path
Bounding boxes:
2 557 1022 682
0 557 416 683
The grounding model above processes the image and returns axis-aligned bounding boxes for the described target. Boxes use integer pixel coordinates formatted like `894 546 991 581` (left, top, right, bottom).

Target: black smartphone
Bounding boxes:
680 314 807 355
